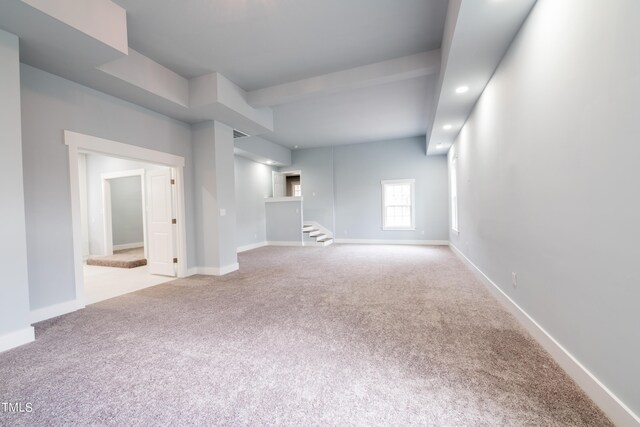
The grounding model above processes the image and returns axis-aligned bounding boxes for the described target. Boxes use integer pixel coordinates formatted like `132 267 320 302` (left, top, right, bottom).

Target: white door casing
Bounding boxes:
65 130 188 312
272 171 286 198
101 169 146 257
146 169 176 277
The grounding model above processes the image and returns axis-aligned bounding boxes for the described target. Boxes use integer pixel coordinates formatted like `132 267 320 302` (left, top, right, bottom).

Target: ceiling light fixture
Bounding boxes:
455 86 469 94
266 160 274 165
294 145 299 149
443 124 453 130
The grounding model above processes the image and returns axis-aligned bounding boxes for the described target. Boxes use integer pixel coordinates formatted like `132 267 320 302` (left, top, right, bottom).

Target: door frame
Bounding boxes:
101 169 147 257
65 130 188 309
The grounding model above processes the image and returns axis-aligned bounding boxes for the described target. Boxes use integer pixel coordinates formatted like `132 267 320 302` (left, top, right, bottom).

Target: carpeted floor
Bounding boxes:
0 245 610 426
86 247 147 269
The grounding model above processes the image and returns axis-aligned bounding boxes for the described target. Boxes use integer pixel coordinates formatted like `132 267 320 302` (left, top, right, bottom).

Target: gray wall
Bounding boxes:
334 137 448 241
265 201 303 243
234 155 274 248
20 64 195 311
0 29 31 337
282 137 449 241
192 121 238 270
281 147 335 230
449 0 640 415
110 176 143 246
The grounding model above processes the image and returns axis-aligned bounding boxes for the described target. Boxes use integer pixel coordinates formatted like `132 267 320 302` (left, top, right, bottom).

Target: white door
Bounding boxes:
146 169 176 276
272 171 286 197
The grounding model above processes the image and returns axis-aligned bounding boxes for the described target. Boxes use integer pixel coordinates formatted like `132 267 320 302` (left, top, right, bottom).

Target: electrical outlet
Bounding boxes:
511 272 518 288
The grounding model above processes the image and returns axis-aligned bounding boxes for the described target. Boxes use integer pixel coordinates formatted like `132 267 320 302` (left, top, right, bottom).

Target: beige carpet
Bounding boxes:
0 245 610 426
86 247 146 268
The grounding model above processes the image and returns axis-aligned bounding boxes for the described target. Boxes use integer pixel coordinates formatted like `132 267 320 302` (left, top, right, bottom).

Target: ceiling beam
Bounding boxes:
247 49 441 108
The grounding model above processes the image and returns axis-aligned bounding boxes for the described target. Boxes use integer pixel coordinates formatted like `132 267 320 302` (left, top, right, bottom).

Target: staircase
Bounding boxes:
302 223 334 246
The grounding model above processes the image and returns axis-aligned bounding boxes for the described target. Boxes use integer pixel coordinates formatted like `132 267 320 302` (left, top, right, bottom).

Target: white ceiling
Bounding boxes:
112 0 448 90
1 0 536 154
267 75 436 148
426 0 537 155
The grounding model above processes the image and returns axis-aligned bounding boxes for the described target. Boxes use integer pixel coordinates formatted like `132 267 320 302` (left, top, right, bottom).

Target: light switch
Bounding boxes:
220 208 226 217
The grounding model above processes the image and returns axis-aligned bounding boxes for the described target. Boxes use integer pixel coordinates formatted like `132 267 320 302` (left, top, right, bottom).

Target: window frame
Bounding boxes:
450 156 459 234
381 179 416 231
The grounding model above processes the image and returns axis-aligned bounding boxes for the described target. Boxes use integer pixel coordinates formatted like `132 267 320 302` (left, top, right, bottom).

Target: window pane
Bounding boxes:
383 180 413 229
384 183 411 206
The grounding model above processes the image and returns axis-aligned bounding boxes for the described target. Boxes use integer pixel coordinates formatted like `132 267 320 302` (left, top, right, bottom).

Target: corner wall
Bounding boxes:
449 0 640 420
281 147 335 231
0 29 33 350
234 156 273 249
334 137 448 241
282 137 449 242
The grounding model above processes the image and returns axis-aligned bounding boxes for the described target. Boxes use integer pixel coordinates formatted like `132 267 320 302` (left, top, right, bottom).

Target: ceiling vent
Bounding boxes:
233 129 249 139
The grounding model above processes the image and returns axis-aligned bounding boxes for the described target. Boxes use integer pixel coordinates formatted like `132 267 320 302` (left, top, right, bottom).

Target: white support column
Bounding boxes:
0 29 34 352
192 121 239 275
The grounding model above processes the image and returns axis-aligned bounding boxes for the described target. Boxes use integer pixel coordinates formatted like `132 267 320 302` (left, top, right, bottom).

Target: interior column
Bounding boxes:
192 120 238 274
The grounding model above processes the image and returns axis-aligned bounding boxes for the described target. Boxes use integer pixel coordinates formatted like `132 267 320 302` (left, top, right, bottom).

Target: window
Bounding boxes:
293 184 301 197
381 179 415 230
451 157 459 232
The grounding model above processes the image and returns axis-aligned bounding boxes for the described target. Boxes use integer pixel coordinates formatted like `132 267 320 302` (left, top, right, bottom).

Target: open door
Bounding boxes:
146 169 176 276
272 171 286 197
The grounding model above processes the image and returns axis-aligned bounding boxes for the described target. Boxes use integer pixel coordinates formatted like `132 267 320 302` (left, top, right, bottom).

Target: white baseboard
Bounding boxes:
449 243 640 427
0 327 35 353
302 240 331 247
188 263 240 276
335 239 449 246
113 242 144 251
237 241 268 253
30 299 83 324
266 241 303 247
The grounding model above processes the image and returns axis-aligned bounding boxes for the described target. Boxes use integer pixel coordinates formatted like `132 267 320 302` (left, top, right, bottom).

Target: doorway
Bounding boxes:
272 170 302 198
66 131 188 307
101 169 147 259
79 154 178 304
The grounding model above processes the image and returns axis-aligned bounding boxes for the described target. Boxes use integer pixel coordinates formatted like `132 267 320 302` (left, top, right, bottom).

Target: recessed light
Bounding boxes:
443 124 453 130
437 143 443 147
266 160 274 165
293 145 298 149
455 86 469 94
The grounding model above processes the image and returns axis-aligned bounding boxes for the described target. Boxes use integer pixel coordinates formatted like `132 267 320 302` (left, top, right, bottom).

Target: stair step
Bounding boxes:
309 231 323 237
302 226 318 232
317 238 333 246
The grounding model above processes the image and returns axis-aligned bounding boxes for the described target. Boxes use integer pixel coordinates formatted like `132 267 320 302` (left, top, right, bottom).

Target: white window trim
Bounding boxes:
381 179 415 231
